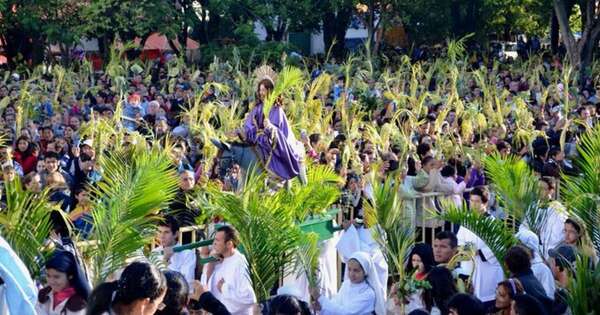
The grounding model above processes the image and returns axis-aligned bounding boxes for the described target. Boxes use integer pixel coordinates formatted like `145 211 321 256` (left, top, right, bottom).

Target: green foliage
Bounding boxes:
364 175 415 280
200 165 341 301
279 164 343 221
565 255 600 315
0 179 61 277
202 171 302 301
263 66 305 116
294 232 321 287
484 154 546 235
562 125 600 254
436 204 518 275
85 146 179 285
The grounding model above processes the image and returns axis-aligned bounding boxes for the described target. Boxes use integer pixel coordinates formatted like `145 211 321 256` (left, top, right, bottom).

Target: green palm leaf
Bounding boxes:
484 154 545 235
364 174 414 280
202 171 302 301
561 125 600 253
565 255 600 315
435 204 518 275
0 179 61 277
279 164 342 221
85 146 179 285
264 66 305 116
293 232 321 288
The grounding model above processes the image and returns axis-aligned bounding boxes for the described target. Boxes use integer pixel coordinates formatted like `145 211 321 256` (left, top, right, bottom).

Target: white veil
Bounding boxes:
349 251 386 315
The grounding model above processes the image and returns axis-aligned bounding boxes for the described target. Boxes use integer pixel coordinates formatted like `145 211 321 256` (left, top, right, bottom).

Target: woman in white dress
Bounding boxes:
310 251 386 315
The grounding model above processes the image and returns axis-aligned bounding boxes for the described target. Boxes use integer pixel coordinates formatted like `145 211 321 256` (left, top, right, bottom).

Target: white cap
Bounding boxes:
80 139 93 148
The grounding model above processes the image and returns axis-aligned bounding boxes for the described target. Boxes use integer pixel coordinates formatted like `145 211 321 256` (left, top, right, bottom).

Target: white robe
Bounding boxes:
318 281 375 315
456 225 504 303
35 295 86 315
282 233 340 302
153 246 197 286
201 250 257 315
336 225 388 296
0 237 37 315
531 255 556 299
540 203 567 258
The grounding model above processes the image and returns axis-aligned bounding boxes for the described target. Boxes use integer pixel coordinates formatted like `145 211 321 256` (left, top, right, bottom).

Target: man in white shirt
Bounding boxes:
153 215 197 286
456 187 504 309
202 225 256 315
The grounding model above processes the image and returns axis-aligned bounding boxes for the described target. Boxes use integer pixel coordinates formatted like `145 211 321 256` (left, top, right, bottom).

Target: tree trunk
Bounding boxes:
554 0 581 66
551 12 560 54
322 6 351 59
554 0 600 82
450 0 461 35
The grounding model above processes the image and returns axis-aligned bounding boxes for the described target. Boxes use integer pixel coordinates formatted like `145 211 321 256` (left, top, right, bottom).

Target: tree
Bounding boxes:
321 0 354 59
554 0 600 77
79 0 181 60
0 0 47 67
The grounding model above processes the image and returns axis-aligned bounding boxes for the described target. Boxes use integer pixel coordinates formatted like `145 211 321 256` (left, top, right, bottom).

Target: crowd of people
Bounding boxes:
0 44 599 315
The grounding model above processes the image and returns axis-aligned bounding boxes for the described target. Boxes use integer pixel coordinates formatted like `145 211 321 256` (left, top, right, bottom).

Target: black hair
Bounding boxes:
421 156 435 168
512 294 546 315
159 215 180 235
15 135 33 156
155 271 189 315
44 250 91 299
564 218 581 234
216 225 240 247
406 243 435 275
407 157 417 176
309 133 320 145
435 231 458 249
44 151 60 161
440 165 456 178
447 293 485 315
504 245 532 275
416 143 431 158
87 261 167 315
423 267 458 315
257 79 275 100
470 186 489 204
268 294 308 315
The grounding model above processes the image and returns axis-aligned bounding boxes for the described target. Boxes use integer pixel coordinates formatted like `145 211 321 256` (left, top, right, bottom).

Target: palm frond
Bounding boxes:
561 125 600 253
565 255 600 315
0 179 61 277
363 174 414 279
293 232 320 288
264 66 305 116
201 171 302 301
85 146 179 285
280 164 342 221
484 154 544 234
435 204 518 275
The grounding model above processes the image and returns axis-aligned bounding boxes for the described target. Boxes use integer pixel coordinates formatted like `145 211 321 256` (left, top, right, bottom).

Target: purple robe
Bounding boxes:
243 102 301 180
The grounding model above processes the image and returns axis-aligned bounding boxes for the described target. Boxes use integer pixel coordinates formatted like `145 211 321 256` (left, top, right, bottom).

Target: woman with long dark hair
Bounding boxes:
422 267 458 315
36 250 91 315
13 135 37 174
86 261 167 315
405 243 436 280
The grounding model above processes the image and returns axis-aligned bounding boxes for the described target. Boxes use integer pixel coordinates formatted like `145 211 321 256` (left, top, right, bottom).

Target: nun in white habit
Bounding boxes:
336 224 388 296
310 251 386 315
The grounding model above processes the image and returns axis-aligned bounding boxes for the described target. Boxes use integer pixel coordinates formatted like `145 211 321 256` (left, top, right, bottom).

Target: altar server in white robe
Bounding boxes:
0 235 37 315
152 216 196 286
201 225 257 315
336 221 388 296
516 229 556 299
311 251 386 315
282 232 340 302
456 187 504 304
